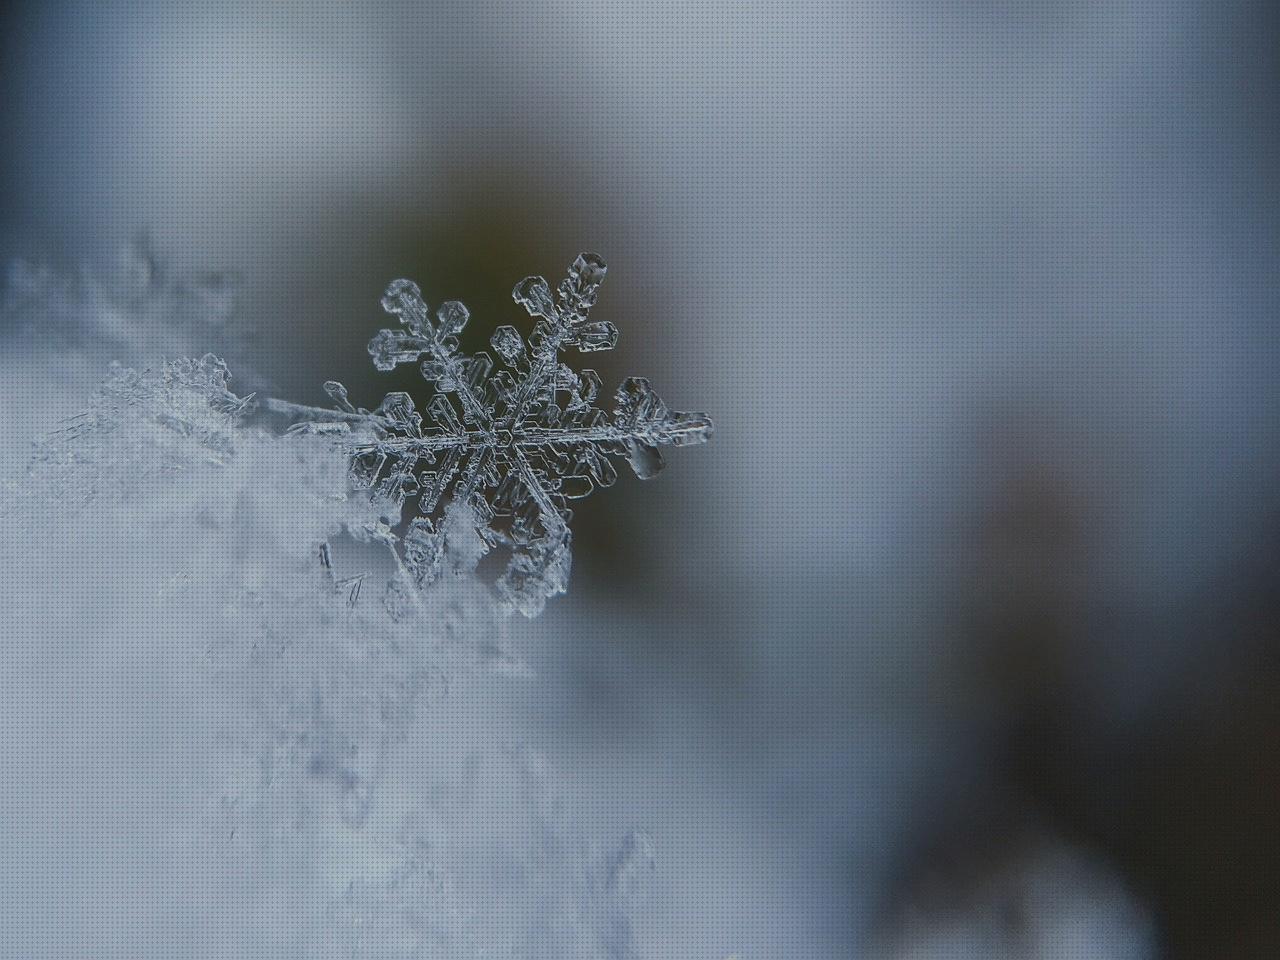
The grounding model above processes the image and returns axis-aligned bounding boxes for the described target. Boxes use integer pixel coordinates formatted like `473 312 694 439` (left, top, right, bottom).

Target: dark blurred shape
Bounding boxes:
878 411 1280 958
875 807 1153 959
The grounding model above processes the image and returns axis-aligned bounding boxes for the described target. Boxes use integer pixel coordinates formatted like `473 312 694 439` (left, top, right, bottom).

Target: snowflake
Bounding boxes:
270 253 712 616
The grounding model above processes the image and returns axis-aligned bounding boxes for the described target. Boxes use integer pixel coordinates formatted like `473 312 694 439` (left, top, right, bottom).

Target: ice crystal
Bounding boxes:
26 354 255 510
271 253 712 616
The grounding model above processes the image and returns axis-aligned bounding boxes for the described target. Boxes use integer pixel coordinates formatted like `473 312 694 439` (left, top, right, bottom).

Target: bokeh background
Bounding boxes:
3 1 1279 957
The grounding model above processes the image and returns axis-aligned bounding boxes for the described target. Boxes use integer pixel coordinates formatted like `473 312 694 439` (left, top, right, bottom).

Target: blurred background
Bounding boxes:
2 1 1279 957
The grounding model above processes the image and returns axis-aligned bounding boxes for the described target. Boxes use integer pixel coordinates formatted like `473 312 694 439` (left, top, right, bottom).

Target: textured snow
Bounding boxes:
0 285 655 957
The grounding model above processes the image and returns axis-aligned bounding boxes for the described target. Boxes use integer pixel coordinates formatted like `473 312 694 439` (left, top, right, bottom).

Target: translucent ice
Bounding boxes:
271 254 713 617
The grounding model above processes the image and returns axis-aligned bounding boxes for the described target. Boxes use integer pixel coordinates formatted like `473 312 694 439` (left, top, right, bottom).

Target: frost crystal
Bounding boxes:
27 354 255 509
273 253 712 616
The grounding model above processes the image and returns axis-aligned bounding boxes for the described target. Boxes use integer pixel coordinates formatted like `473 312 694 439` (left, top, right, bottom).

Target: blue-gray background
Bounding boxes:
3 2 1279 957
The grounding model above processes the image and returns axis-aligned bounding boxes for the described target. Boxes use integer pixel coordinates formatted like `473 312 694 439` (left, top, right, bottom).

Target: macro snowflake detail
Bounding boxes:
270 253 713 617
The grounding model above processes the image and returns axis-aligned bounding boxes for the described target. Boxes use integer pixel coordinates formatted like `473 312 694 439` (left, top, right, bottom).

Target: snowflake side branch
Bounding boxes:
376 280 495 433
262 396 366 424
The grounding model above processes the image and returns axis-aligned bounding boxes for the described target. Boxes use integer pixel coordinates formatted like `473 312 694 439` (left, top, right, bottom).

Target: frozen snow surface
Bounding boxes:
0 255 668 959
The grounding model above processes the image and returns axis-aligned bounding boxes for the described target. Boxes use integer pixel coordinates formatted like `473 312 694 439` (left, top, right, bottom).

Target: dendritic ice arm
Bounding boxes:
266 253 713 617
